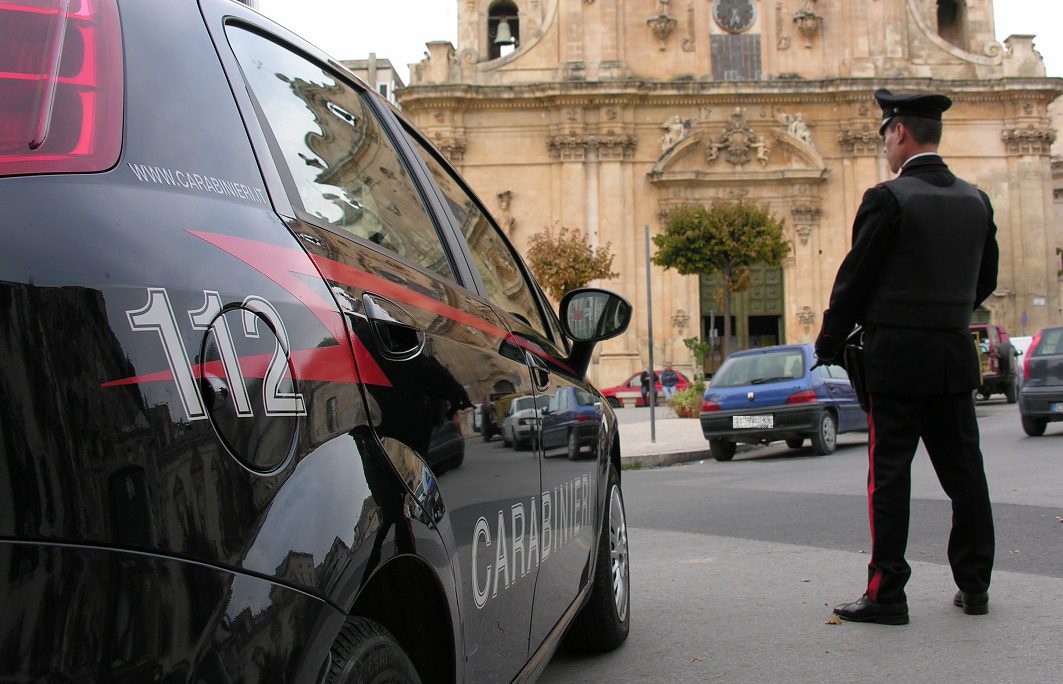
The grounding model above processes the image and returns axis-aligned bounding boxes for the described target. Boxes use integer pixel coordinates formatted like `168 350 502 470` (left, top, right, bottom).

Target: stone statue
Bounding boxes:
660 115 691 153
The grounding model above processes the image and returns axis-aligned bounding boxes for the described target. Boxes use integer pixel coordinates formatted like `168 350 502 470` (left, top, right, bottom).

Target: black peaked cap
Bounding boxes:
876 89 953 135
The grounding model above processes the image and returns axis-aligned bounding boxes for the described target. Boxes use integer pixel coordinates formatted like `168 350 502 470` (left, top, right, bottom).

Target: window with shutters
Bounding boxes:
710 34 761 81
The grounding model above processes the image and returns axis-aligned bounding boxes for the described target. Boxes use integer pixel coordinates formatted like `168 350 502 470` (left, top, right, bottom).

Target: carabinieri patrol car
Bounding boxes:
0 1 633 681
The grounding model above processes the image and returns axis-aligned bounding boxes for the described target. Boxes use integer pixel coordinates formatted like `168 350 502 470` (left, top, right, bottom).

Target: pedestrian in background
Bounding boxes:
639 367 658 405
661 362 679 401
815 89 998 626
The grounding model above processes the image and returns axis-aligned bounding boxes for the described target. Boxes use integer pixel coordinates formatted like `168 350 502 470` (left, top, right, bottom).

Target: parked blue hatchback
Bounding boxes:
700 343 867 461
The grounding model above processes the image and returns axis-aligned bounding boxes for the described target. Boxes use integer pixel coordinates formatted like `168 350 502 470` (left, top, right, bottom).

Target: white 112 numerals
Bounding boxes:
127 288 306 421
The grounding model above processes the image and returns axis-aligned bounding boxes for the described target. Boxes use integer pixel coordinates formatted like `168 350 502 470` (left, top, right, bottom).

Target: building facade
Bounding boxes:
399 0 1063 385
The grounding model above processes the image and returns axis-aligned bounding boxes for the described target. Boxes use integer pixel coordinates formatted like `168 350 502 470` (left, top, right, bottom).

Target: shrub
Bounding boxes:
670 382 706 418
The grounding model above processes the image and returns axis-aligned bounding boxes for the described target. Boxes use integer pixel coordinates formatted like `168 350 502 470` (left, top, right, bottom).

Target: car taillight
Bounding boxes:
701 400 720 412
1024 330 1043 382
575 413 591 422
786 389 817 404
0 0 123 177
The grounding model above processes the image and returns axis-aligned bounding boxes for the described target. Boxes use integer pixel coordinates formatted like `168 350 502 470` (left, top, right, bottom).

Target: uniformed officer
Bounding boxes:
815 89 999 625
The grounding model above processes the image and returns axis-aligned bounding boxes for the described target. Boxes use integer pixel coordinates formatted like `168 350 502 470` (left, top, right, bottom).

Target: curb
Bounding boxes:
620 443 758 469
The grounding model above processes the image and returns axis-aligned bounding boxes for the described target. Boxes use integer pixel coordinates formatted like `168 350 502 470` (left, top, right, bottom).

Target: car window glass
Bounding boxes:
711 350 805 388
402 133 550 339
574 388 596 406
628 376 640 388
828 364 850 381
1034 328 1063 356
226 27 455 281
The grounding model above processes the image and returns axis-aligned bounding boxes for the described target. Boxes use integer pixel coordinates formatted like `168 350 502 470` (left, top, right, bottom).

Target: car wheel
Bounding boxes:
976 390 990 401
810 412 837 455
709 439 736 461
564 464 630 652
326 616 420 684
606 396 621 409
785 438 804 449
1021 414 1047 437
567 430 580 460
1004 381 1017 404
501 429 511 448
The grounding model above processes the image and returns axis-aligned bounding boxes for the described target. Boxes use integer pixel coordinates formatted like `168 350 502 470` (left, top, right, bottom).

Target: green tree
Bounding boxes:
653 200 789 359
526 224 619 300
683 336 711 381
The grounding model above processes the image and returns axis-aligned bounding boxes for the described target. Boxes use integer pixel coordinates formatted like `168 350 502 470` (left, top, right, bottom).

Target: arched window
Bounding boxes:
937 0 967 50
488 0 520 60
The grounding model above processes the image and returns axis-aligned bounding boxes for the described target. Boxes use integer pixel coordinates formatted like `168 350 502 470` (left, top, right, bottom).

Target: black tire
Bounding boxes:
785 438 804 449
1004 381 1017 404
501 429 511 448
709 439 736 461
1021 414 1047 437
567 430 580 460
810 412 837 455
606 396 621 409
327 616 421 684
565 464 630 652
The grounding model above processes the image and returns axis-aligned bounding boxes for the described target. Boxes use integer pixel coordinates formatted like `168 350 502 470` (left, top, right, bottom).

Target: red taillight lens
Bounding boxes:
1024 330 1042 382
701 400 720 412
575 413 590 422
0 0 123 177
786 389 818 404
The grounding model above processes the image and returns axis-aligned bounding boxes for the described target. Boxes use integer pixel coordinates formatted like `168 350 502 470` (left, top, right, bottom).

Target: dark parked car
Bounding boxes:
0 1 634 680
971 323 1018 402
541 386 603 459
1018 326 1063 436
700 344 867 461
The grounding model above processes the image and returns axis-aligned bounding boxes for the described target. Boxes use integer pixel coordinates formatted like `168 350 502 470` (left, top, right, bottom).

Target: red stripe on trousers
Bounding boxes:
866 395 882 601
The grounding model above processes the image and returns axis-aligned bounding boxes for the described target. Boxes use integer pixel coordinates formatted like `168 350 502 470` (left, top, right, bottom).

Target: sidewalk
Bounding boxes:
616 406 721 468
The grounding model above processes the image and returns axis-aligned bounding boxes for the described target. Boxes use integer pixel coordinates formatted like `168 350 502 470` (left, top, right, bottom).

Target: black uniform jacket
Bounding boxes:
817 155 999 395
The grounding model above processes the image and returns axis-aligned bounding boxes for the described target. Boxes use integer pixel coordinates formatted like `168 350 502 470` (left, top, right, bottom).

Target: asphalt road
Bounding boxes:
541 399 1063 683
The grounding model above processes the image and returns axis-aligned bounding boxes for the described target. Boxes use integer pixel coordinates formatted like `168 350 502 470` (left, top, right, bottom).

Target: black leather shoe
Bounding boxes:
953 591 989 615
833 594 909 625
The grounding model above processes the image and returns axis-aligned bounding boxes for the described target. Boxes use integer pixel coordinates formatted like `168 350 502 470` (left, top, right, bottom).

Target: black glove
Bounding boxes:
814 331 845 366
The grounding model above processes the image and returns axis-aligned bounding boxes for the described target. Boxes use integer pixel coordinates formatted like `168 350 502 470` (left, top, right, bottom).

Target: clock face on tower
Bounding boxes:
713 0 757 34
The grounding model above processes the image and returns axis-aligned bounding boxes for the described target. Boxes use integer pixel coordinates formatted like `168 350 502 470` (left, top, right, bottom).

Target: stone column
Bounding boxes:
1001 116 1058 331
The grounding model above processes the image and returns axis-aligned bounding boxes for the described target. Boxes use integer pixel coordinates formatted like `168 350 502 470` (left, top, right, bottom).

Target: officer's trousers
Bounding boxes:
863 392 995 604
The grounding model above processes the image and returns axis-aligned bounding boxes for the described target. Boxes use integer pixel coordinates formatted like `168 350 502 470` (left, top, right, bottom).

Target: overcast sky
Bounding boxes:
255 0 1061 84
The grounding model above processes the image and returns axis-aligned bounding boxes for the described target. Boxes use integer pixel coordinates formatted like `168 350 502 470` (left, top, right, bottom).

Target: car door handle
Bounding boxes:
525 351 551 392
361 292 425 361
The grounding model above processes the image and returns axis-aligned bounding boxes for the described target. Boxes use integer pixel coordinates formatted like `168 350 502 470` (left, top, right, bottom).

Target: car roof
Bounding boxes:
728 343 812 359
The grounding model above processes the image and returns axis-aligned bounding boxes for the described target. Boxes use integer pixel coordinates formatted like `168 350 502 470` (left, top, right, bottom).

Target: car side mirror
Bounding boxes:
560 288 632 342
559 288 632 379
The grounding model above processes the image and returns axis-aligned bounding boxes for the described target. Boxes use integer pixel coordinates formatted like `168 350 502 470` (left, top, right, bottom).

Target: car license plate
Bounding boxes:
733 415 773 429
1051 403 1063 414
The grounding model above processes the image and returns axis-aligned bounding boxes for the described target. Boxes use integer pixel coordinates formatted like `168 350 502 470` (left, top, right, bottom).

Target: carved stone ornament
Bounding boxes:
548 133 589 161
838 125 879 156
594 132 638 161
706 108 770 167
660 115 692 153
779 112 814 148
1002 125 1056 155
793 0 822 48
776 2 791 50
647 1 678 51
496 190 516 236
797 306 816 326
434 135 466 163
682 2 696 51
790 203 822 245
671 309 690 332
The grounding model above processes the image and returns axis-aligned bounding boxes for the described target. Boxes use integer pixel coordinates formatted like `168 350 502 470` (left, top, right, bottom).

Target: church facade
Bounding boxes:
399 0 1062 384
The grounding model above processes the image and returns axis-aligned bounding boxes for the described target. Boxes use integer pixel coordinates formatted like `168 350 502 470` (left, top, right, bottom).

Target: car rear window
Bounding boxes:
1033 328 1063 356
711 350 805 388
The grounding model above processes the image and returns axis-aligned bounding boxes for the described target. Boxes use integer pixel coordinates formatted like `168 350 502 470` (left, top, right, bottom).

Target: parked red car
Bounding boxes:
600 370 691 407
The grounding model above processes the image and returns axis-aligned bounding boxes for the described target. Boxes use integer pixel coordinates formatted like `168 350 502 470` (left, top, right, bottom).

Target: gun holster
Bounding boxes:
842 325 869 413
